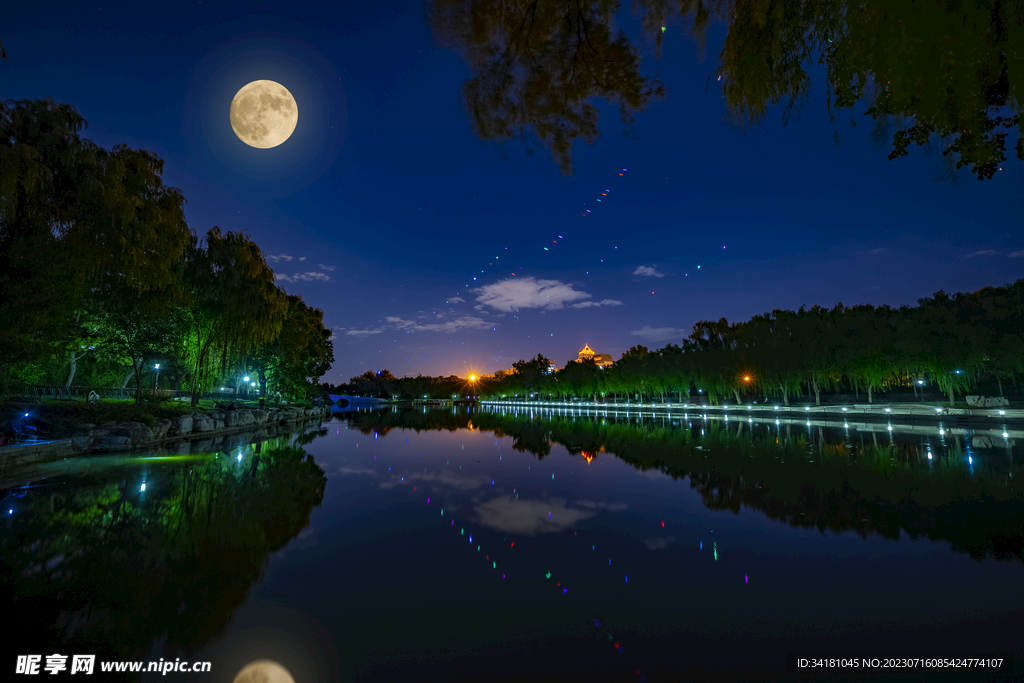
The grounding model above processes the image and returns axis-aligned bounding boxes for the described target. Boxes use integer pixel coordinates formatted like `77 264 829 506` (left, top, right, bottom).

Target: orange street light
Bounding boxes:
743 376 751 382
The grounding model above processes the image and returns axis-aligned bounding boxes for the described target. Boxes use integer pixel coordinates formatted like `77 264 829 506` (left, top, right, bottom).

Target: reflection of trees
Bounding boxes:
336 408 1024 563
0 446 326 674
338 407 554 457
295 426 329 445
428 0 1023 179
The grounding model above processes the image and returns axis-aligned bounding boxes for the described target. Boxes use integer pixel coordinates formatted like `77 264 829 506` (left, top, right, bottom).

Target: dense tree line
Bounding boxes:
0 99 334 404
321 369 472 400
318 282 1022 408
483 282 1024 407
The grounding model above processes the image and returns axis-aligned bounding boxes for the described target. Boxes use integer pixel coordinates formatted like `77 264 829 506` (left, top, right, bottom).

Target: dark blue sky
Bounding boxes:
6 1 1022 381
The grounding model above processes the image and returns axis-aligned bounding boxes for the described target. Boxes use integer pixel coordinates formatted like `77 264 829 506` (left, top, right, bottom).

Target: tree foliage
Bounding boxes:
479 280 1024 407
429 0 1024 179
427 0 666 174
0 100 334 401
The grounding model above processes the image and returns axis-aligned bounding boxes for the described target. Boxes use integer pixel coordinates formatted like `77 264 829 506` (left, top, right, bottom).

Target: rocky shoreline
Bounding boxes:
73 404 331 452
0 405 333 472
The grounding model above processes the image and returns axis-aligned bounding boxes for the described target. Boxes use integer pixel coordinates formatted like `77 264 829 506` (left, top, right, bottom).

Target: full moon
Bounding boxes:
232 660 295 683
230 80 298 149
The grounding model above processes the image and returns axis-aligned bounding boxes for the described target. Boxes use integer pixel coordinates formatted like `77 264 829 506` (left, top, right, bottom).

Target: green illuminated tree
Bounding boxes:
182 228 288 407
250 295 334 400
0 99 192 394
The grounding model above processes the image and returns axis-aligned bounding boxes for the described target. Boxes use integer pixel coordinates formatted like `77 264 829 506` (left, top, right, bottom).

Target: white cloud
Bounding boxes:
472 277 591 312
1009 250 1024 258
266 253 294 262
319 264 336 271
965 250 998 258
571 299 623 309
277 271 331 283
861 248 887 254
346 327 384 337
633 265 664 278
385 315 491 334
448 296 465 303
630 325 687 343
298 256 306 261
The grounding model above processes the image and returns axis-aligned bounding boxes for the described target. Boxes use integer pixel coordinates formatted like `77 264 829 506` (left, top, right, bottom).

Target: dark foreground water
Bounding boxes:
2 405 1023 683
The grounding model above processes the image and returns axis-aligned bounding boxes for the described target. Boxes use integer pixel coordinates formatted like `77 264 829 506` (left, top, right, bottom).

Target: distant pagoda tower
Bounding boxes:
577 344 614 368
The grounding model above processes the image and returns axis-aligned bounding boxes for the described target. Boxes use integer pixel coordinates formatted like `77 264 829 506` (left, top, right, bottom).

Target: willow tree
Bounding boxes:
429 0 1022 179
183 227 288 407
0 99 192 392
975 281 1024 395
249 294 335 400
426 0 666 174
908 292 989 406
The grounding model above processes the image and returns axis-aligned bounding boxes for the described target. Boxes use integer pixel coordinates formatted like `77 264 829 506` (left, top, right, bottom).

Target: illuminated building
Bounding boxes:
577 344 614 368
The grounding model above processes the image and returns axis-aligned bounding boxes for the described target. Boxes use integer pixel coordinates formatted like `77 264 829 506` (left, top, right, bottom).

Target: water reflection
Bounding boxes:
0 434 327 678
335 404 1024 564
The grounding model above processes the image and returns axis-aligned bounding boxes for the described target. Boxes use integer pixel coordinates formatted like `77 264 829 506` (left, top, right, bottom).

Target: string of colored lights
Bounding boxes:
349 415 750 681
367 431 736 679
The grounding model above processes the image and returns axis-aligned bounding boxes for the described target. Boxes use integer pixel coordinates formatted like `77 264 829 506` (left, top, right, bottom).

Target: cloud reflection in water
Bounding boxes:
475 497 596 535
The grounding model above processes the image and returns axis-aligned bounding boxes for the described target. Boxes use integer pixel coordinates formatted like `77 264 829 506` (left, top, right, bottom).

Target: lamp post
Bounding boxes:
153 363 161 395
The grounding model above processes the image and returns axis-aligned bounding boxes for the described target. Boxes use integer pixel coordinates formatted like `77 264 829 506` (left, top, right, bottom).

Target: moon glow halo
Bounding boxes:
230 80 298 149
232 660 295 683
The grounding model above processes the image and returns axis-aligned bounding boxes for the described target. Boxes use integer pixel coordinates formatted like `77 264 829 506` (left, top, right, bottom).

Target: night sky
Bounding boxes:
5 2 1022 382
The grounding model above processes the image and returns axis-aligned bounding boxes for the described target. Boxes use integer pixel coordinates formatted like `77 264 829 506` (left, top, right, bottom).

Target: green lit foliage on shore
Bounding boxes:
0 99 334 402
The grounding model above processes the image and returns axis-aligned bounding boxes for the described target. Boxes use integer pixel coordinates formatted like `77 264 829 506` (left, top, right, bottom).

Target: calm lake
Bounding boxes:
2 404 1022 682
